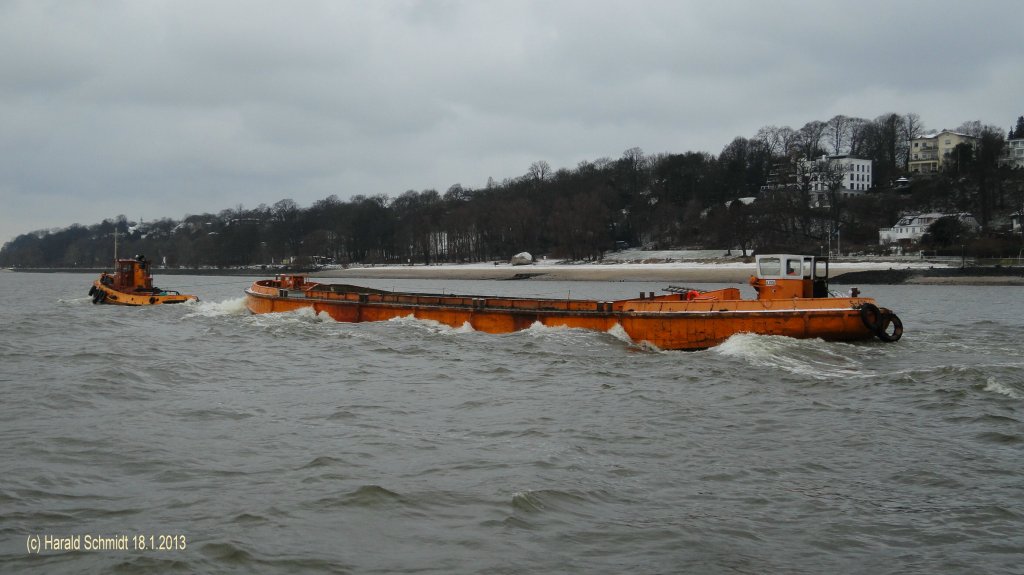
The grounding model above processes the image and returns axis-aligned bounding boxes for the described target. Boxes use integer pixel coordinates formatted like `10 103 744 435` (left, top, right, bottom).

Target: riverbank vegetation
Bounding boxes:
4 113 1023 268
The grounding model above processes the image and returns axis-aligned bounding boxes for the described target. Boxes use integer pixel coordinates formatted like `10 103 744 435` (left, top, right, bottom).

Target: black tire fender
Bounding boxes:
859 303 882 332
876 312 903 342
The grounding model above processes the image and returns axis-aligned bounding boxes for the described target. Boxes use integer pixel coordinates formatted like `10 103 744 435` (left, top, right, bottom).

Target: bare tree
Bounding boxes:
797 121 828 159
443 183 472 203
824 115 853 156
873 113 903 179
621 147 646 172
527 161 551 183
901 113 926 166
755 125 799 159
847 117 871 157
790 159 817 236
955 120 984 138
820 158 850 237
755 125 785 158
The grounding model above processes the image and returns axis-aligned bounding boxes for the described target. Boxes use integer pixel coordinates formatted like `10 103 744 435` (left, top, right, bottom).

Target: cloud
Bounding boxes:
2 0 1022 244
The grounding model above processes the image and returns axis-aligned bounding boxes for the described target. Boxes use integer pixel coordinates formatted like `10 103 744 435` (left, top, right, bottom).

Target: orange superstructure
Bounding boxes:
244 255 902 350
89 255 198 306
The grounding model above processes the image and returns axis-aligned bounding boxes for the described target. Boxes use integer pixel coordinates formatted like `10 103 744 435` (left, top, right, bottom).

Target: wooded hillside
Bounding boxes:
4 113 1023 268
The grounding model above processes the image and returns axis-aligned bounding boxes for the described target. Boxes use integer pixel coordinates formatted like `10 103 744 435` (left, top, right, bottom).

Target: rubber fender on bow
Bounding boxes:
858 303 882 332
875 312 903 343
88 285 96 297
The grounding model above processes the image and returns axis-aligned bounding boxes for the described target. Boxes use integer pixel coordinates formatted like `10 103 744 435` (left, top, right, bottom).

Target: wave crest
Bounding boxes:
714 333 865 380
182 297 249 318
983 378 1024 400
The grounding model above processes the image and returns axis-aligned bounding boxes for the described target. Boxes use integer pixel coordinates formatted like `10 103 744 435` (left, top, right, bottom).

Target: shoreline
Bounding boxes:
306 263 1024 286
8 263 1024 285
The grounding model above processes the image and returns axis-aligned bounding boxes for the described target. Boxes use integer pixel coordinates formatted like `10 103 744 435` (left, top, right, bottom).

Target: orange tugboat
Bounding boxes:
89 255 198 306
244 255 902 350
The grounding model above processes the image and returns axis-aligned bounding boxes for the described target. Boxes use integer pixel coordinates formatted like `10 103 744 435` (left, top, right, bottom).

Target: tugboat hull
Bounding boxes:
88 255 198 306
90 282 197 306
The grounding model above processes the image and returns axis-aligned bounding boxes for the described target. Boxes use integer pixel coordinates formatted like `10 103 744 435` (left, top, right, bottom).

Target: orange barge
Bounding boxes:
244 255 902 350
89 255 198 306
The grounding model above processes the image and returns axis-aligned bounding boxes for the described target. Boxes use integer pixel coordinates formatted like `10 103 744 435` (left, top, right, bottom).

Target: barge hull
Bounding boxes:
244 286 875 350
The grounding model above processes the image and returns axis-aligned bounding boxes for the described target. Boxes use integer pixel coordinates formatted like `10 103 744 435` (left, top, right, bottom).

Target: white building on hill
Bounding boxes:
878 212 979 246
1000 138 1024 169
797 155 873 207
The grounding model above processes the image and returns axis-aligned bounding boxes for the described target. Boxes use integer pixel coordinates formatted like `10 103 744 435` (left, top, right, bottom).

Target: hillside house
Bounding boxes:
878 212 979 246
1000 138 1024 169
908 130 978 175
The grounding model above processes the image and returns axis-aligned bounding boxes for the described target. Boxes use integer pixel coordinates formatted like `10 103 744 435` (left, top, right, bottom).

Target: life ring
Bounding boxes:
859 303 882 332
875 312 903 342
686 290 701 301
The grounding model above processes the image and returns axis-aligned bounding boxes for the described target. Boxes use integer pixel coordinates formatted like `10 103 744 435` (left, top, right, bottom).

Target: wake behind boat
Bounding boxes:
89 255 198 306
244 254 902 350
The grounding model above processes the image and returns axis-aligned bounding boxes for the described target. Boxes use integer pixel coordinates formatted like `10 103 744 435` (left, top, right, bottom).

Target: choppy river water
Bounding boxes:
1 272 1022 574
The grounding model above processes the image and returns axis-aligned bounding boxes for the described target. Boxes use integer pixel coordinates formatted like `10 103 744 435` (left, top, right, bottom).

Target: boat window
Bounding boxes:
759 257 781 277
786 259 801 276
814 259 829 279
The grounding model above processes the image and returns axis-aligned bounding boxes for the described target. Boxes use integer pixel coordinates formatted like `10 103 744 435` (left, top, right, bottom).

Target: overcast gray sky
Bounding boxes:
2 0 1022 245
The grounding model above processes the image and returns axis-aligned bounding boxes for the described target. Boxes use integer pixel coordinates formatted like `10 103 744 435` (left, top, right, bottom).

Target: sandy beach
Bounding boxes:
903 275 1024 286
309 264 748 282
307 260 971 284
11 257 1022 284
